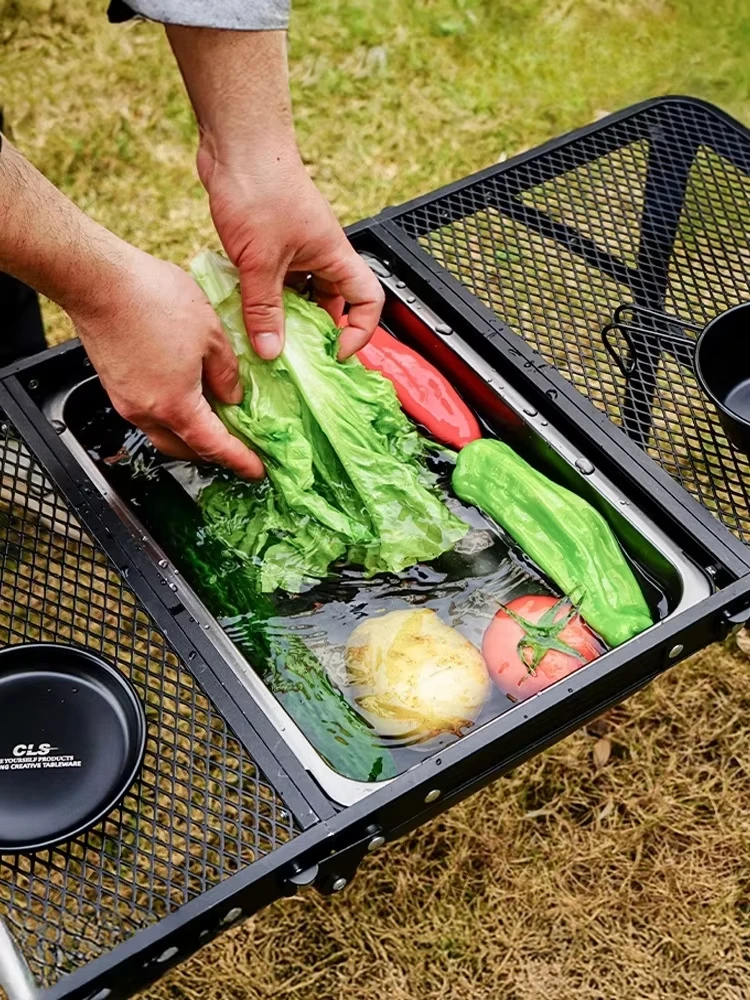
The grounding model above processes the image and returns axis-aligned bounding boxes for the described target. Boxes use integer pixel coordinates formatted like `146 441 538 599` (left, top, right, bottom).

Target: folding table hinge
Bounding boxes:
721 604 750 638
286 824 386 898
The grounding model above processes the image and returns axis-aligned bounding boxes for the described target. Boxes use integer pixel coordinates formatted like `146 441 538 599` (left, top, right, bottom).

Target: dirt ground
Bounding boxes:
4 1 750 997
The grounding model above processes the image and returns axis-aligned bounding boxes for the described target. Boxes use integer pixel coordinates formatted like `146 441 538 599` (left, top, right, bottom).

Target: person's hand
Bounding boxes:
165 26 384 361
198 147 384 361
69 246 264 479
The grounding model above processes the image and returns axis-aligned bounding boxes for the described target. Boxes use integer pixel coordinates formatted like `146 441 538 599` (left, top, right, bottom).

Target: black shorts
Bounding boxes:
0 273 46 366
1 106 46 366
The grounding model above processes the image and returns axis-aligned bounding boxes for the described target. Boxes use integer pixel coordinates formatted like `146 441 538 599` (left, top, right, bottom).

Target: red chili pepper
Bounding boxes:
344 321 482 449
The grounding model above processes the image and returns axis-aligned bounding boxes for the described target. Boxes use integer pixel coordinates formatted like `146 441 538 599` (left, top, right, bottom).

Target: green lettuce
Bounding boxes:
190 250 467 593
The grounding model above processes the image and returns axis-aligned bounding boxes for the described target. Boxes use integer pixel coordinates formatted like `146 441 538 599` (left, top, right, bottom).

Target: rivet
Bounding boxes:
367 835 386 851
332 876 347 892
668 644 683 659
424 788 442 804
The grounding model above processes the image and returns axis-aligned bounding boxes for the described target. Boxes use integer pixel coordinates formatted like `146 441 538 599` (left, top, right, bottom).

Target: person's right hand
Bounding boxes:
68 245 263 479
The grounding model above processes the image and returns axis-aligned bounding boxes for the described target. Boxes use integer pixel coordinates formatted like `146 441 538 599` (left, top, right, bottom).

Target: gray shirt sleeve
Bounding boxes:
112 0 289 30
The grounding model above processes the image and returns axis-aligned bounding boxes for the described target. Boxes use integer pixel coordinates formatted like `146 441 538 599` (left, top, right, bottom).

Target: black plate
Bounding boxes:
0 644 146 854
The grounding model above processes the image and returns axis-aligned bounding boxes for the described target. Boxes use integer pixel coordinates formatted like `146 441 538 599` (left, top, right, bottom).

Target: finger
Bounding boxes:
238 255 286 360
312 247 384 358
310 274 345 326
171 395 265 479
204 331 243 405
145 426 203 463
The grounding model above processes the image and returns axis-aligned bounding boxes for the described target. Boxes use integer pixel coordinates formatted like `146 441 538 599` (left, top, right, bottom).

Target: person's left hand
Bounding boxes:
198 146 384 362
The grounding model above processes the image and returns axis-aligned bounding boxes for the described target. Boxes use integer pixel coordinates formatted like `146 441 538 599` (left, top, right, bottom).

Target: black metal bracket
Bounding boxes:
309 825 386 897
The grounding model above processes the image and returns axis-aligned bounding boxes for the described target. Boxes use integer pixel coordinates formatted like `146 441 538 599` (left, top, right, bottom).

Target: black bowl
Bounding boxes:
0 644 146 854
695 302 750 455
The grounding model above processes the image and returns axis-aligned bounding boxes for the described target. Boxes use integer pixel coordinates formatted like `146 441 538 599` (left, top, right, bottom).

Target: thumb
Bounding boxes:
239 258 286 360
204 332 243 405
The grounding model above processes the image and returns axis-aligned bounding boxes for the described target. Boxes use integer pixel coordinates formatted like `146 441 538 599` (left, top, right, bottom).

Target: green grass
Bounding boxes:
3 0 750 341
5 1 750 997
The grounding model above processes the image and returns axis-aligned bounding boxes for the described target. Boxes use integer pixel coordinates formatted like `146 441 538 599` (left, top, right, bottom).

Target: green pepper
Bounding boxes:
452 439 652 647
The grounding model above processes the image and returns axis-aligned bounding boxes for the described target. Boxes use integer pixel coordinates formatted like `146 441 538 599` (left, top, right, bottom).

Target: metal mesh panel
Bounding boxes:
0 419 296 989
393 99 750 542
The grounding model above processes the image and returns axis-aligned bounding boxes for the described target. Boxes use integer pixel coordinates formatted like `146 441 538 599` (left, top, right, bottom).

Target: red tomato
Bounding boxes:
483 595 604 702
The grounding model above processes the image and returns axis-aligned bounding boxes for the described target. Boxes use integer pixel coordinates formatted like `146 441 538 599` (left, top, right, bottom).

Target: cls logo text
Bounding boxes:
12 743 57 757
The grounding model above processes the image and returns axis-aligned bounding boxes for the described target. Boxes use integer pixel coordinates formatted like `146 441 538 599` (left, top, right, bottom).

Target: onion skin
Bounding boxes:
345 609 491 740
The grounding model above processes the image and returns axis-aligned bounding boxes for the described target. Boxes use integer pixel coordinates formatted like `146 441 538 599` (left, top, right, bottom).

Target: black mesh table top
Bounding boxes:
0 419 297 990
391 98 750 544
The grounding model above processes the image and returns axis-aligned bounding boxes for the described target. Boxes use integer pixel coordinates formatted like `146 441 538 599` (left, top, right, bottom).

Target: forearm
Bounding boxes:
0 140 126 320
165 26 298 177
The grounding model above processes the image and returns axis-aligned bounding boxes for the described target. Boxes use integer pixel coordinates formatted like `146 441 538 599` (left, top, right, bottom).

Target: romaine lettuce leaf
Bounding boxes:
191 250 467 592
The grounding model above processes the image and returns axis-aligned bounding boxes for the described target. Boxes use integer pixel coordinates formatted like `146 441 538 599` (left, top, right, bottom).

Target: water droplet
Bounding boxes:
523 406 538 417
406 295 416 304
72 688 78 694
435 323 453 336
395 280 406 289
188 651 196 660
169 583 177 592
540 420 549 427
203 624 210 630
28 379 39 391
51 419 66 435
546 388 558 400
158 559 168 568
575 458 595 475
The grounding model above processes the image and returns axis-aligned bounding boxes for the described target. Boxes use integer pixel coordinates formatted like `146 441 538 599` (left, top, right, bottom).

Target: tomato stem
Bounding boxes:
499 595 586 674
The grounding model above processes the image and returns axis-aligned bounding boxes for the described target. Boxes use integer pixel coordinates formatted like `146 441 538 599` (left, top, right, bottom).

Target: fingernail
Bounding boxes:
254 332 281 360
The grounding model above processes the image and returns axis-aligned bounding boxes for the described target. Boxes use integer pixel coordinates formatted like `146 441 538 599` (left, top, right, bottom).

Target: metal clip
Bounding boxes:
0 922 37 1000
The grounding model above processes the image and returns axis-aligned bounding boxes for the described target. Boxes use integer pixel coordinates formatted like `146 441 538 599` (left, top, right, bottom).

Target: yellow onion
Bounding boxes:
345 609 491 740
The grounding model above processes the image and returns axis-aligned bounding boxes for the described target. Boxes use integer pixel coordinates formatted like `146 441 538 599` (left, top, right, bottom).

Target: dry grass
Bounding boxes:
157 643 750 1000
4 0 750 996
